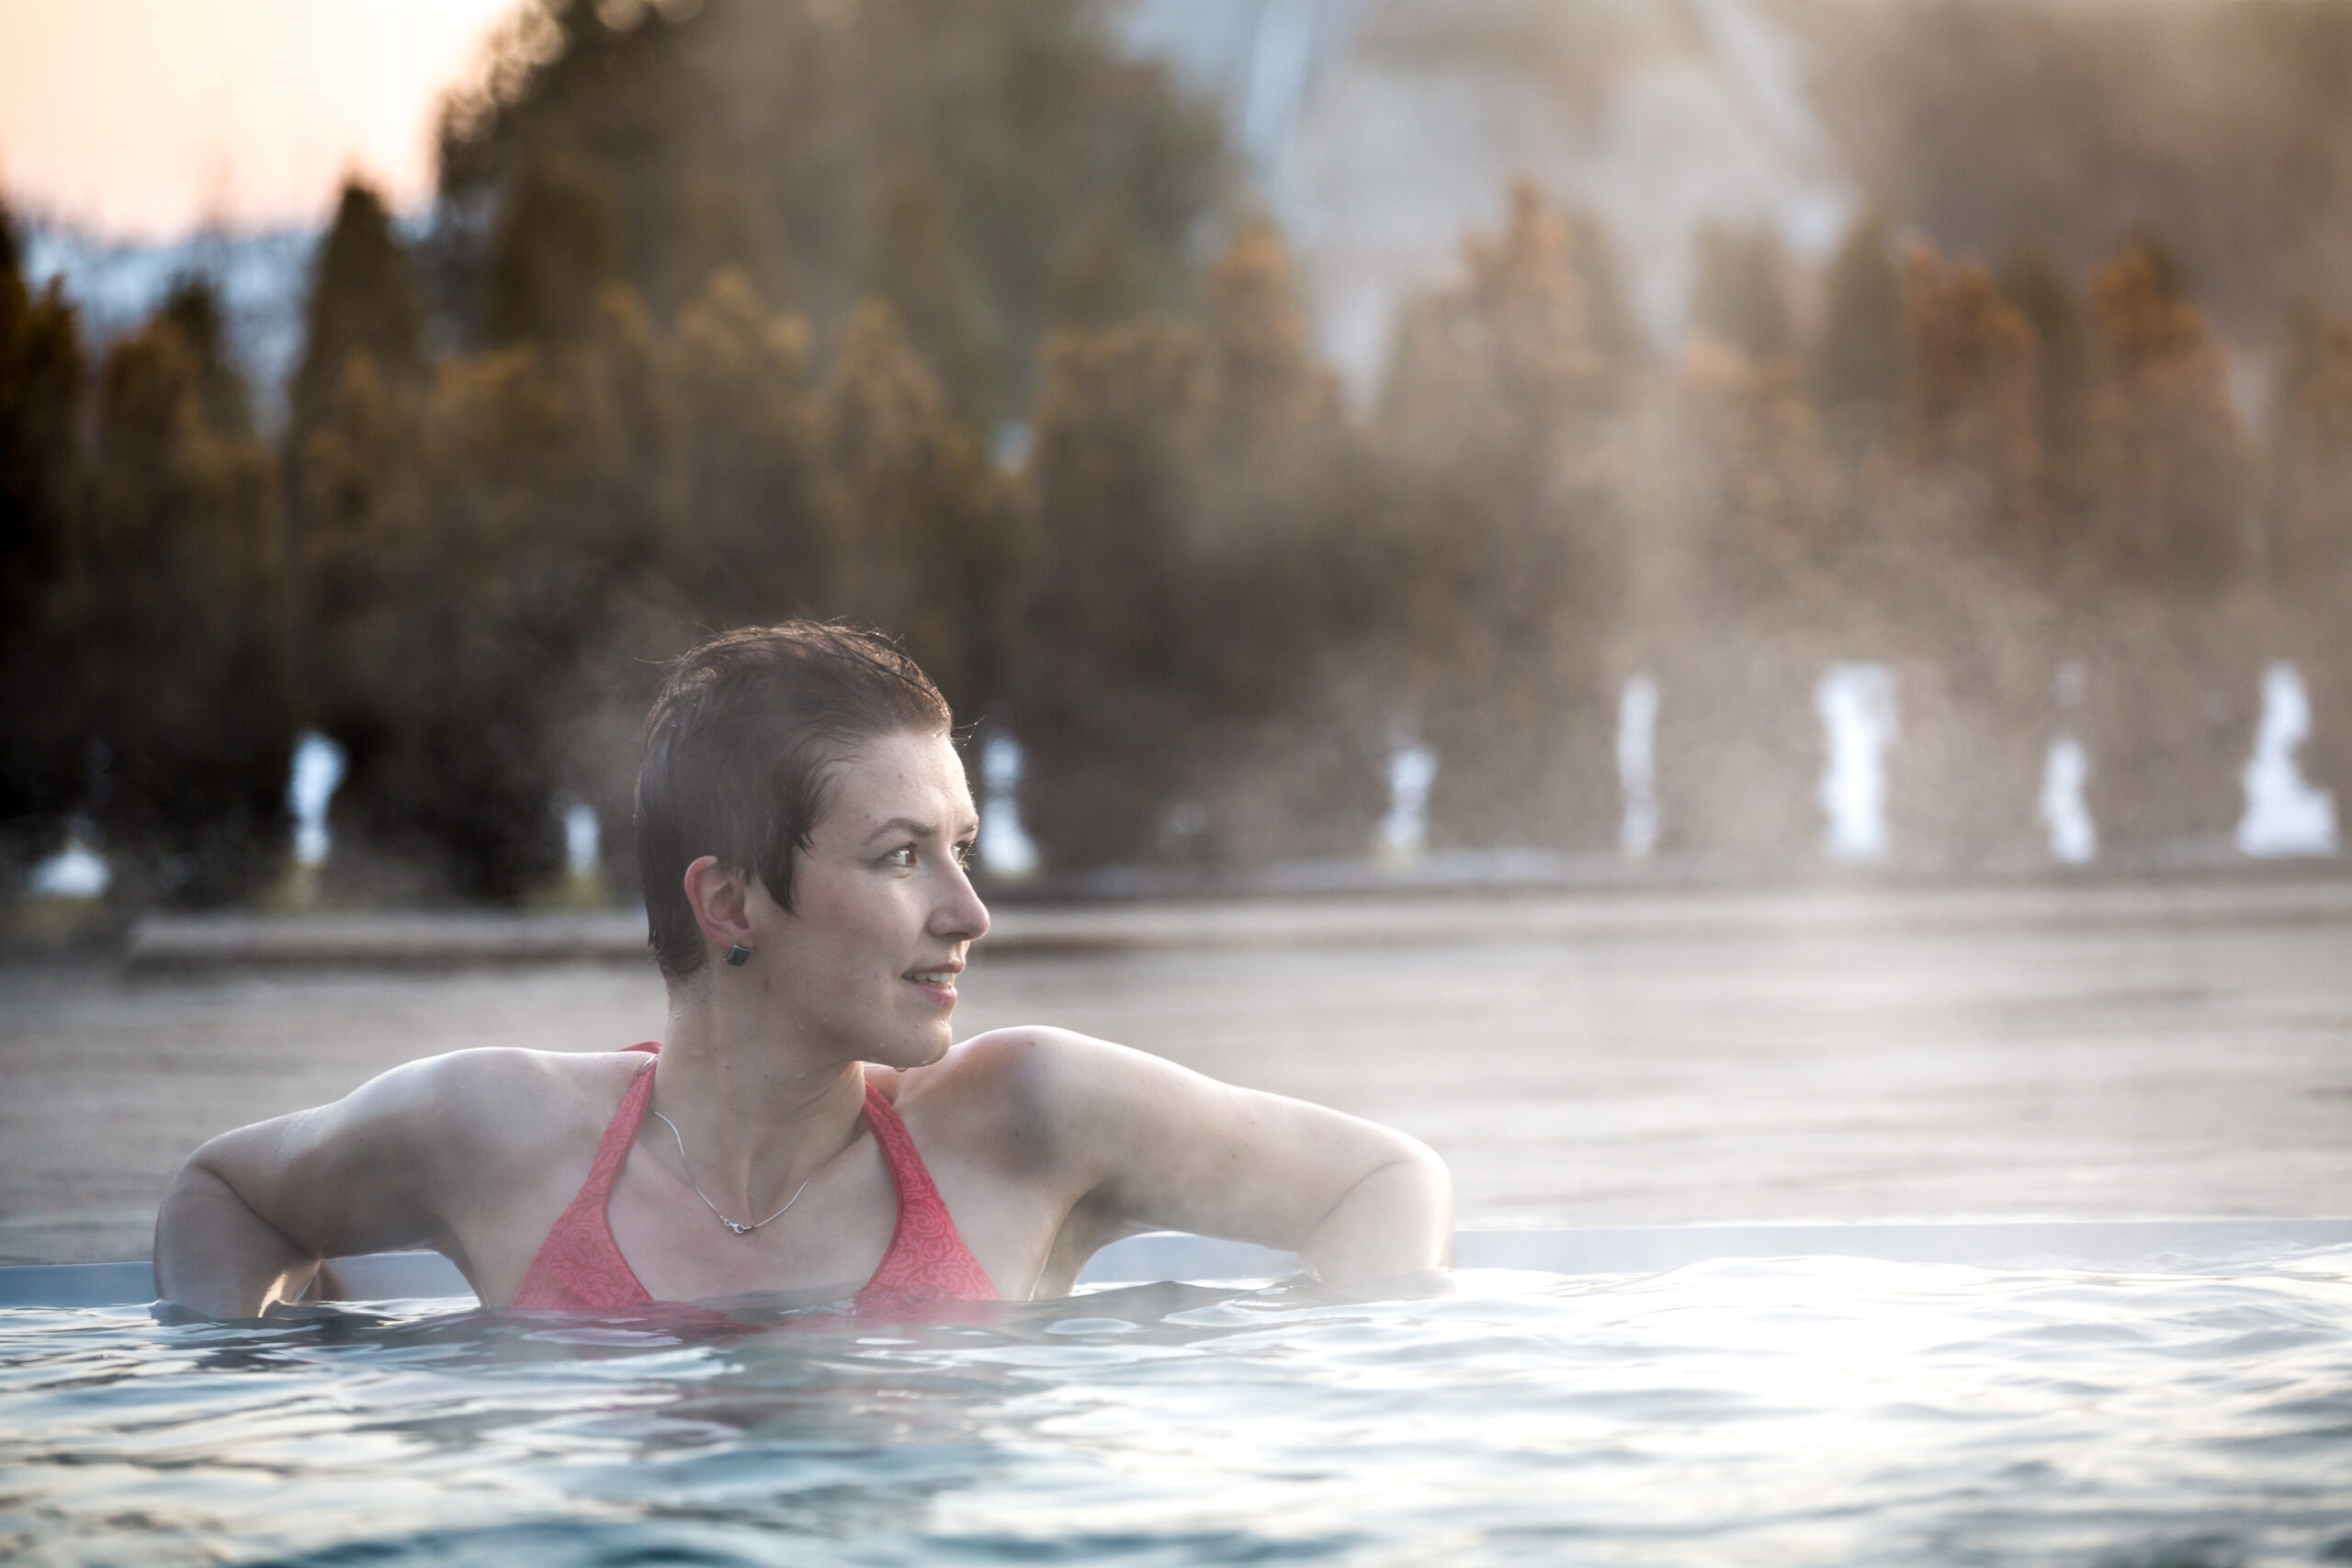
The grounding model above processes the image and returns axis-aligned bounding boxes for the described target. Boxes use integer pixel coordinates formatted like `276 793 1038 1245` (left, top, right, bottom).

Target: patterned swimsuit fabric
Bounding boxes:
506 1043 1000 1311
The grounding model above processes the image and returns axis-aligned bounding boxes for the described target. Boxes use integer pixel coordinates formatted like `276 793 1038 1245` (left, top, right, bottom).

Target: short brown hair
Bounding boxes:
637 623 953 976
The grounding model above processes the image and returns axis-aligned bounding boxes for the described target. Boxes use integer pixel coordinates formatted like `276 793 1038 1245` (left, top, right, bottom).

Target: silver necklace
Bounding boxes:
650 1109 820 1236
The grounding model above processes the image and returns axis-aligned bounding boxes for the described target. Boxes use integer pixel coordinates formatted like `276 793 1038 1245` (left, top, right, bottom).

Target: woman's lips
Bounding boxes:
903 967 959 1005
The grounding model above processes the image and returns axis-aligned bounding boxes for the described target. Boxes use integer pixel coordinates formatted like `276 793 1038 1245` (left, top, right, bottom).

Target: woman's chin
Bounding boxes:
864 1032 952 1072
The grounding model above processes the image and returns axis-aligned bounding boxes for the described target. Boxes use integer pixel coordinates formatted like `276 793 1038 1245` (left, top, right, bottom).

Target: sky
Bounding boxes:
0 0 523 238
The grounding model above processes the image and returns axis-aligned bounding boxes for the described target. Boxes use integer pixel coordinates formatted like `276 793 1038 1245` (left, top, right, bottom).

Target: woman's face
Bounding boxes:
753 728 989 1069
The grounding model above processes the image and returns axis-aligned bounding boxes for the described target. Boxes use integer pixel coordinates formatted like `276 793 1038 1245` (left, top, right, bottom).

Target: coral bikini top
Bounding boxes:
506 1042 999 1312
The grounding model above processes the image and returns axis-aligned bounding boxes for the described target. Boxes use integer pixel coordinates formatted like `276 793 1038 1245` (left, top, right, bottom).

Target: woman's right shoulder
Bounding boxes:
339 1047 647 1175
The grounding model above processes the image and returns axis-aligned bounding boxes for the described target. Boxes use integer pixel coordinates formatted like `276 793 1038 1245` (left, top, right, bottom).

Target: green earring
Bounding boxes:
725 944 752 967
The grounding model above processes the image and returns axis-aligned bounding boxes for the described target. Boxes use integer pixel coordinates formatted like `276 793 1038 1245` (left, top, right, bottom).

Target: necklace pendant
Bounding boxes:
726 1220 755 1235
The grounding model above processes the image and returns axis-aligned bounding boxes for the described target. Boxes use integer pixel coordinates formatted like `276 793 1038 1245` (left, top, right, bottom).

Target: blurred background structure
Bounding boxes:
3 0 2349 921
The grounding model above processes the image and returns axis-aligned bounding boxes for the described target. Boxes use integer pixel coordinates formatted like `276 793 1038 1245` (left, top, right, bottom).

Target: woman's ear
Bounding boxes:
681 855 754 959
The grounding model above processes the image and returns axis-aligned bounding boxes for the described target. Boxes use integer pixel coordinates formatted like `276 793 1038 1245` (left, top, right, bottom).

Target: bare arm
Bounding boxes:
153 1051 538 1316
153 1152 329 1316
967 1029 1453 1289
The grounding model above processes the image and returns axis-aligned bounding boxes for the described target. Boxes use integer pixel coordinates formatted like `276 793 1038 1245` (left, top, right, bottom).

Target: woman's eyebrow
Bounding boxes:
863 816 938 843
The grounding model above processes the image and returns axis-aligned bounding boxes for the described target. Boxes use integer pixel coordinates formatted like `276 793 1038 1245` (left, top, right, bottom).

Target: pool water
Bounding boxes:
5 1248 2350 1566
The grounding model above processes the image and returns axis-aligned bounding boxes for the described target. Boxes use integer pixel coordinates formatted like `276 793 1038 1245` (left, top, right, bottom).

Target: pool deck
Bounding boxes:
4 874 2349 1266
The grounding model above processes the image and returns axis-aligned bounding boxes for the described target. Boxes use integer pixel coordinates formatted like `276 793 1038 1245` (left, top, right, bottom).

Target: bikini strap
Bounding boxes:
855 1081 1000 1304
579 1055 661 1200
504 1051 661 1310
860 1084 941 1207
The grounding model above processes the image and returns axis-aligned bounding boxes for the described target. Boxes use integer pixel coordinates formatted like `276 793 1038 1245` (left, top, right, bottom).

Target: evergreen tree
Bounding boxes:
2265 302 2352 813
79 280 289 904
1188 222 1371 721
1380 184 1621 851
665 267 828 627
311 283 671 901
1657 338 1836 866
1813 211 1905 415
0 205 90 875
861 165 1002 434
1674 341 1838 610
1690 223 1793 360
2087 238 2255 589
1199 221 1339 468
436 0 1226 420
672 171 784 306
487 154 626 348
1050 201 1154 330
2267 302 2352 593
1904 247 2041 555
1017 318 1204 867
1015 226 1374 867
289 182 426 447
1996 242 2094 517
2071 242 2260 865
819 299 1012 714
1564 208 1645 389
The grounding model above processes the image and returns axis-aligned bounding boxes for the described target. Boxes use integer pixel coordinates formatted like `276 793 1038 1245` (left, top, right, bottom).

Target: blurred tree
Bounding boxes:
1197 221 1340 468
1563 207 1645 392
1996 242 2094 518
664 268 829 628
288 182 427 452
1051 201 1155 330
1650 337 1838 869
672 171 785 306
2267 302 2352 593
1813 211 1905 417
1385 185 1608 478
820 299 1015 715
1794 0 2352 342
286 181 433 743
2087 238 2255 589
1380 185 1621 851
1690 222 1793 360
1018 221 1378 868
0 206 89 878
77 280 290 904
301 282 671 902
1018 317 1204 866
1903 246 2041 556
436 0 1226 425
2265 302 2352 811
1675 341 1838 613
2067 241 2263 865
861 165 1003 434
487 154 627 348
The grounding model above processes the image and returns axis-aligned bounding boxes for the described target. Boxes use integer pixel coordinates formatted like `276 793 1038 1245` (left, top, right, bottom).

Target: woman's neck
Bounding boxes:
651 991 869 1211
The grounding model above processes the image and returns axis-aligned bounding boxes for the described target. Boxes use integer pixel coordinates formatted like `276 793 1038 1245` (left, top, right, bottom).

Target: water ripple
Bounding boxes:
1 1249 2348 1565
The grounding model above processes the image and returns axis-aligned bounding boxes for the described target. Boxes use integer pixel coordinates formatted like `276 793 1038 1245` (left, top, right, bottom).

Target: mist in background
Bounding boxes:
3 0 2348 918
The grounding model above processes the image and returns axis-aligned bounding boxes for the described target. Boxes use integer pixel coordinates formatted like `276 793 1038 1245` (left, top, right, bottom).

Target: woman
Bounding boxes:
155 623 1453 1315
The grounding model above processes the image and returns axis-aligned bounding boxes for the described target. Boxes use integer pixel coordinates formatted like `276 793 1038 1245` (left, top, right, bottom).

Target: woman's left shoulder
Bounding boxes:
934 1026 1125 1097
889 1029 1119 1156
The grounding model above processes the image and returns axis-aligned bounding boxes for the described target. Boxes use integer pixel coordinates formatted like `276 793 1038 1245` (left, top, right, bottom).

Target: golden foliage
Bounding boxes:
1903 246 2041 553
2269 306 2352 593
2088 241 2256 589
